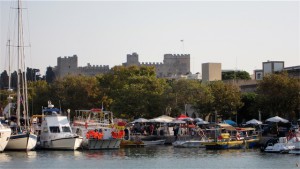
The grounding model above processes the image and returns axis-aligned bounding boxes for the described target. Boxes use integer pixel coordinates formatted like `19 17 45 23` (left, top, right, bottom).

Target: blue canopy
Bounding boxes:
42 108 60 113
223 120 237 126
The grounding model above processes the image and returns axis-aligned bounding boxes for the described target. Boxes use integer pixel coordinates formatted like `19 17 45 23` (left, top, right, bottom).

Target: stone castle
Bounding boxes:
123 53 190 78
54 55 110 79
54 53 190 78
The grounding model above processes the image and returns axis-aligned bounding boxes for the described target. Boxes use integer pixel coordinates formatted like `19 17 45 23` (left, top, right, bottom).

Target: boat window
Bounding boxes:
43 127 48 133
62 126 71 132
49 126 60 133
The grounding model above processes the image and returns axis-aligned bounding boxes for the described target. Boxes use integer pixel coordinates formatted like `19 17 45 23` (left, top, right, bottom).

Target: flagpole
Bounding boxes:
180 39 185 54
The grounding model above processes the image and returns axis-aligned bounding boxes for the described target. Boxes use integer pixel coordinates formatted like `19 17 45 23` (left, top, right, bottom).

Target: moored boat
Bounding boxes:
5 132 37 151
143 139 165 145
173 127 209 148
287 131 300 154
4 0 37 151
0 122 11 152
263 137 295 153
32 102 83 150
72 109 124 150
172 140 205 148
121 129 145 147
201 124 248 149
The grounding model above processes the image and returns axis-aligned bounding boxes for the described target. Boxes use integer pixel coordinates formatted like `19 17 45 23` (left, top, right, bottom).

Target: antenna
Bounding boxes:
180 39 185 54
234 56 238 82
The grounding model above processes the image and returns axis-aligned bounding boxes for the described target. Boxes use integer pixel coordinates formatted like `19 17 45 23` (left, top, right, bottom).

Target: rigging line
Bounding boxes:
19 1 30 127
24 3 33 70
16 0 21 127
2 1 14 74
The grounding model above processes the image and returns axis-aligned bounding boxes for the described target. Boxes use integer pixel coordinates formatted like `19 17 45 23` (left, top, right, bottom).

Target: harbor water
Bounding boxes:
0 146 299 169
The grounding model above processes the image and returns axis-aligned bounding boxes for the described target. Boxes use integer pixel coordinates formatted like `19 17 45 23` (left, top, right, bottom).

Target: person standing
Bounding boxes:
150 124 154 135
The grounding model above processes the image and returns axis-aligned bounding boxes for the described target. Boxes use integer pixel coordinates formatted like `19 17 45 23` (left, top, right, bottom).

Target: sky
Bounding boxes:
0 0 299 76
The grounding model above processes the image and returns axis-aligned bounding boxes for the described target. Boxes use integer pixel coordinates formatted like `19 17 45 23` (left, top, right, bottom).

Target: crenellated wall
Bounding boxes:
55 55 110 78
124 53 191 78
55 53 191 78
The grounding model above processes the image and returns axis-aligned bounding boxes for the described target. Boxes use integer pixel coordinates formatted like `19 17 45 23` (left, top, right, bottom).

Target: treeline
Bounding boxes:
0 65 299 122
0 67 56 90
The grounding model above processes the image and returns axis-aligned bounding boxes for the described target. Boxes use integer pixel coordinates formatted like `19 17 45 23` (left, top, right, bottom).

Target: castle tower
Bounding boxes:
163 54 190 77
125 52 140 66
56 55 78 78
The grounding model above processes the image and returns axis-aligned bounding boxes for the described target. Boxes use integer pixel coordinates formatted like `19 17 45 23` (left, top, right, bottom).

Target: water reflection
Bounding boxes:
0 152 12 162
0 147 299 169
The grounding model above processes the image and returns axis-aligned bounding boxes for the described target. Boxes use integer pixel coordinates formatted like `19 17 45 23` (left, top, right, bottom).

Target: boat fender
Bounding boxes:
236 133 241 140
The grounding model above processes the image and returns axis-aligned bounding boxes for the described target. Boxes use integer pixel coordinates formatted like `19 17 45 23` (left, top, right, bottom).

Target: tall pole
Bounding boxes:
236 112 237 125
7 40 13 118
215 110 217 123
16 0 21 126
180 39 185 54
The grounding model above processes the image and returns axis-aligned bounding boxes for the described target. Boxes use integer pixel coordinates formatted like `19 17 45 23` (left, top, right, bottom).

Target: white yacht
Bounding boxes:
32 102 83 150
0 122 11 152
264 137 295 153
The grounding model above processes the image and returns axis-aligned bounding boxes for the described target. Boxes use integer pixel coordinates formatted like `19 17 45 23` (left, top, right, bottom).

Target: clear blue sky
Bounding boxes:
0 0 299 75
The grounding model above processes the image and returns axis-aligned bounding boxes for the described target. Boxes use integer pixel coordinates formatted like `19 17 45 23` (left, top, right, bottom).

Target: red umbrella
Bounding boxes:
177 114 189 119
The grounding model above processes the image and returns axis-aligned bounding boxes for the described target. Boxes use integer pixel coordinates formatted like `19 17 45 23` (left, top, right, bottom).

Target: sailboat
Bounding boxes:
5 0 37 151
0 120 11 152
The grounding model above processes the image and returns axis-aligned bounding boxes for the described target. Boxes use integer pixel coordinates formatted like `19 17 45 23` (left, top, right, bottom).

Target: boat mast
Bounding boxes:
17 0 21 126
7 40 13 118
16 0 29 128
16 0 23 127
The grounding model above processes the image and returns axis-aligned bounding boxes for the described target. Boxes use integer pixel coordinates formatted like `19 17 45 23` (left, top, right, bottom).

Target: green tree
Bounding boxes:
238 92 259 122
28 75 102 118
28 80 50 114
208 81 243 121
98 66 167 119
52 75 102 114
257 72 300 120
26 68 40 82
45 66 55 83
164 79 212 118
0 70 9 89
222 71 251 80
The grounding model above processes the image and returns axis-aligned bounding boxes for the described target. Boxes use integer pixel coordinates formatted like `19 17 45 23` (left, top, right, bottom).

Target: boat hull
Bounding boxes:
120 140 145 147
0 128 11 152
40 137 83 150
143 139 165 146
264 143 294 153
289 150 300 154
83 139 121 150
5 133 37 151
203 140 245 149
245 139 259 148
173 140 205 148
